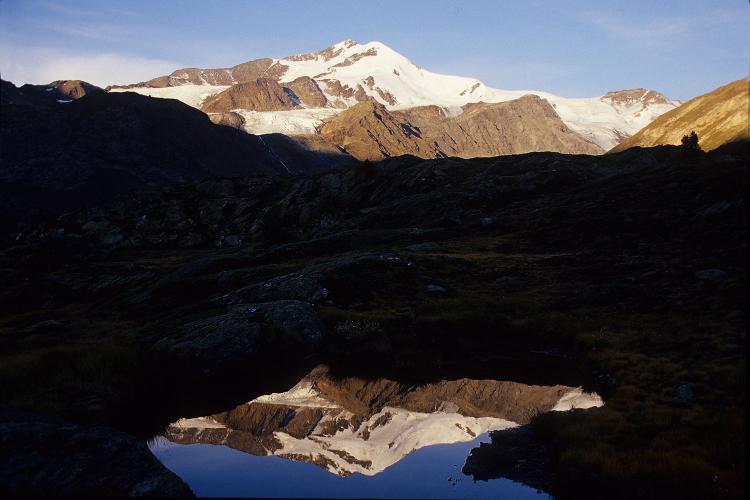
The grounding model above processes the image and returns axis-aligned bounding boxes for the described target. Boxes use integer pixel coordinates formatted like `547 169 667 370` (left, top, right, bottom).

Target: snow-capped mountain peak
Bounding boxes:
110 40 680 150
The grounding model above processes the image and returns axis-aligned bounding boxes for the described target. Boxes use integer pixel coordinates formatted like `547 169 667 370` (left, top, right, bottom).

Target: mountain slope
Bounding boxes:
401 96 604 157
108 57 286 88
201 79 297 113
0 90 347 232
610 78 749 153
319 95 603 160
110 40 679 151
1 79 101 105
318 101 441 160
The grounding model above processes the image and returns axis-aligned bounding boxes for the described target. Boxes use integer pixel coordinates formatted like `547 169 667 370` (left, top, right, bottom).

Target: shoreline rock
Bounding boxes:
0 406 193 497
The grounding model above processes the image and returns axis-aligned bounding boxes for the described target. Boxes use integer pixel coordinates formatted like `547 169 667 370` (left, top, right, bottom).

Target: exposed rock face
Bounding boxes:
610 78 749 153
208 111 246 129
309 367 580 423
109 58 289 88
320 79 368 102
400 95 603 157
201 79 297 113
362 76 397 105
46 80 101 99
285 76 328 107
230 59 288 83
318 95 602 160
0 407 193 497
601 88 673 107
318 101 441 160
286 39 358 62
330 47 379 69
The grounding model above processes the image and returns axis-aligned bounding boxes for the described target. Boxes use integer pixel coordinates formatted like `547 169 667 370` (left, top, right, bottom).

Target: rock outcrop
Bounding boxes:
601 88 674 108
153 301 324 369
318 101 441 160
1 79 101 105
47 80 101 100
285 76 328 107
610 78 749 153
208 111 246 129
401 95 604 157
201 78 297 113
109 58 288 88
318 95 602 160
0 407 193 497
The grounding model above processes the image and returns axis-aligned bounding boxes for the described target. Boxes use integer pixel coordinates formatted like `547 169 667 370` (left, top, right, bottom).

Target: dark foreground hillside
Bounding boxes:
0 142 746 498
0 83 353 237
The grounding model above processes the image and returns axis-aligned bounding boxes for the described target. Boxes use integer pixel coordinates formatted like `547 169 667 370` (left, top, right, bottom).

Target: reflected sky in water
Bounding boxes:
151 433 550 499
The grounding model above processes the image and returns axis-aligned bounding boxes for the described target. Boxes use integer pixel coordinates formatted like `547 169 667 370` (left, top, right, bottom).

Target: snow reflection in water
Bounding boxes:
149 365 602 498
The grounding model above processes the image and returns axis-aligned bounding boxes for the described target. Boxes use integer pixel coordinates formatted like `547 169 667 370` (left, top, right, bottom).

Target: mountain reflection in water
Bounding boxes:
150 365 602 497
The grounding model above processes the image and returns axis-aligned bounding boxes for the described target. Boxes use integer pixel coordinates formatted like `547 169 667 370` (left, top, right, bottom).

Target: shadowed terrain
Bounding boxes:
0 139 745 497
0 84 353 236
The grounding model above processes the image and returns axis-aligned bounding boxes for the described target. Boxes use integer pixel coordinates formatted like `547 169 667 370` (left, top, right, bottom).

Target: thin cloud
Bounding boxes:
0 46 182 87
579 10 746 49
45 22 133 42
39 1 145 19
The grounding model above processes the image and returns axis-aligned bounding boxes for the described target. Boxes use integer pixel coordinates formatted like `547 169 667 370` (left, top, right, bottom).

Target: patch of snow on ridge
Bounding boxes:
109 84 229 108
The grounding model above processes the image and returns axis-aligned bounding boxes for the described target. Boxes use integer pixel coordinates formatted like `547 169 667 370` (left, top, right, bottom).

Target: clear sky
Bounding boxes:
0 0 747 101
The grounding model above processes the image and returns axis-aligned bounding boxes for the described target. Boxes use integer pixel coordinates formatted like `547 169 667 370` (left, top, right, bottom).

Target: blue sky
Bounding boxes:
0 0 747 100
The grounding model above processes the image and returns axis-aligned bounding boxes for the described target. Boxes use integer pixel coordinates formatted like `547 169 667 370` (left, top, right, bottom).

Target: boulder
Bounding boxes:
153 300 324 367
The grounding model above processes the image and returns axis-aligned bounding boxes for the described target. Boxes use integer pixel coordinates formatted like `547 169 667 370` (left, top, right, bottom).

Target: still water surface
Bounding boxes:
151 433 549 499
148 365 601 498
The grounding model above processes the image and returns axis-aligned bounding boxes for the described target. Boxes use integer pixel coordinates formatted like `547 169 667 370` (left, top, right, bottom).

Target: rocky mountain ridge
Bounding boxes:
318 96 603 160
1 79 101 105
